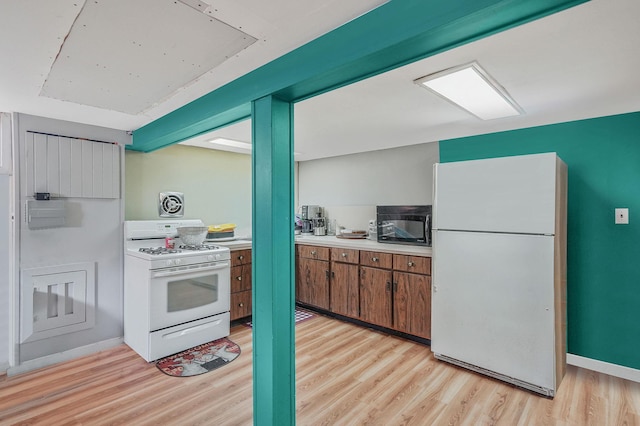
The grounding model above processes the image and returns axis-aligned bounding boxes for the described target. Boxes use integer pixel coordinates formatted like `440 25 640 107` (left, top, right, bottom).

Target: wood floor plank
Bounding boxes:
1 314 640 425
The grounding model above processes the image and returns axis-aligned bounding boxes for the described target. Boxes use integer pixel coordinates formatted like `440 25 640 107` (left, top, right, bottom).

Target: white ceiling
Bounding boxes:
2 0 639 161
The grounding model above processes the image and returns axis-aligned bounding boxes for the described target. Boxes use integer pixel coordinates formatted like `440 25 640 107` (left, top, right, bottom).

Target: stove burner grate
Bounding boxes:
179 244 220 251
139 247 182 255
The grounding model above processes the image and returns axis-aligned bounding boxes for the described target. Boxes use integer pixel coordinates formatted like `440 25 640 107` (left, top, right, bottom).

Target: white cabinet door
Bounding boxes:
433 153 558 235
431 230 556 390
25 132 120 199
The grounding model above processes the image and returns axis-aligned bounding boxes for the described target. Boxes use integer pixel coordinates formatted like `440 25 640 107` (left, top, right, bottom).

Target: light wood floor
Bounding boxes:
1 313 639 425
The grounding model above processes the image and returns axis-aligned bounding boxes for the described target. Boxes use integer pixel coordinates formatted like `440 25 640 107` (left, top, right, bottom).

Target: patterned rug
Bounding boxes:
244 309 314 328
155 337 240 377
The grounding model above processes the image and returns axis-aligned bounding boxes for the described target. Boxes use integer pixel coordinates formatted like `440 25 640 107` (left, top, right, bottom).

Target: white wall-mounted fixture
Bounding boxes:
26 200 66 229
158 192 184 218
414 61 523 120
21 262 96 343
615 208 629 224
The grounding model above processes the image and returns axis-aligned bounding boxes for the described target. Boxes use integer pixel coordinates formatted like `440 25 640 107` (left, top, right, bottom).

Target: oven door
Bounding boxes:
149 261 230 331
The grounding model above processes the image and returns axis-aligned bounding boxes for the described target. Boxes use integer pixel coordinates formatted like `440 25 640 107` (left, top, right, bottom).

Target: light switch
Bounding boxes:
615 208 629 224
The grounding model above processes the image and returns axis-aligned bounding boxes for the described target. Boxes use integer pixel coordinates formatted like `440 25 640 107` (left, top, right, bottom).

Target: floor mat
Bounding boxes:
155 337 240 377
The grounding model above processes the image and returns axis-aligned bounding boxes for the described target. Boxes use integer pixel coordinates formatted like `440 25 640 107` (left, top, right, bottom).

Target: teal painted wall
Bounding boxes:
439 111 640 369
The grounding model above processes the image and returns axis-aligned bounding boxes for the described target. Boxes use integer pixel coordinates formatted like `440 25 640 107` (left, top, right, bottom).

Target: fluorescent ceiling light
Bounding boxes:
208 137 252 151
208 137 302 156
414 62 523 120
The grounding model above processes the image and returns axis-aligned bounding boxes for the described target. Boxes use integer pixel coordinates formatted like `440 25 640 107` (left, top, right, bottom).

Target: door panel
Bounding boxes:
330 262 359 318
431 230 556 389
359 266 392 328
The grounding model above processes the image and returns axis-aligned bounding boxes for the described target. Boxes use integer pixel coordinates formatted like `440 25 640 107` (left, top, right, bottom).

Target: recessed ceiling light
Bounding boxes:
414 62 523 120
208 137 302 157
208 137 252 150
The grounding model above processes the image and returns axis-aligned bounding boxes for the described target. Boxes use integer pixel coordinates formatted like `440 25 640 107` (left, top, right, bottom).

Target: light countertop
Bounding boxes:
212 235 432 257
207 238 252 250
295 235 432 257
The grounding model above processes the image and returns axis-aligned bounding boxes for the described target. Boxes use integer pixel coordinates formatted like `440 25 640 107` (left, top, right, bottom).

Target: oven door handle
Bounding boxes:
152 262 229 278
162 318 224 340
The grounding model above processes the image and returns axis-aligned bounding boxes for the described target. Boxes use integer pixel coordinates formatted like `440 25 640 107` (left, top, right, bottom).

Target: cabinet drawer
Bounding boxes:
231 249 252 267
231 264 252 293
230 290 252 321
359 250 392 269
393 255 431 275
330 248 359 264
297 245 330 261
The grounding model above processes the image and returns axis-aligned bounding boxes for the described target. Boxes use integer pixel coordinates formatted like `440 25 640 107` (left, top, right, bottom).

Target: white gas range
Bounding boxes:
124 220 231 362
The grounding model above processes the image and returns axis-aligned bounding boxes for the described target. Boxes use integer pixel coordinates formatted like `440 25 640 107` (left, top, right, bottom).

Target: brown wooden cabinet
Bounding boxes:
294 243 431 340
230 249 252 321
296 245 330 310
392 254 432 339
393 271 431 339
330 248 359 318
359 265 392 328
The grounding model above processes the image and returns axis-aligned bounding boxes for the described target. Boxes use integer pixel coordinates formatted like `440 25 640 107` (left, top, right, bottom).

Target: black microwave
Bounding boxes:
376 205 431 246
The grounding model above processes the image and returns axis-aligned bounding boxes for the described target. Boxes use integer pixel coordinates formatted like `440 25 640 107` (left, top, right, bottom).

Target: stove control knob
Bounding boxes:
175 259 182 266
165 259 174 267
207 255 214 261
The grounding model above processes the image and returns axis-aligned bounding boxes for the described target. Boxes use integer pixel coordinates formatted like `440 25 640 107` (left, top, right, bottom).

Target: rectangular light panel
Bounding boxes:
415 62 522 120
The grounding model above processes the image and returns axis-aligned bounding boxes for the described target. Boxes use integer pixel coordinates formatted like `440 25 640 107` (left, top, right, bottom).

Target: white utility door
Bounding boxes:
433 153 558 235
431 230 556 390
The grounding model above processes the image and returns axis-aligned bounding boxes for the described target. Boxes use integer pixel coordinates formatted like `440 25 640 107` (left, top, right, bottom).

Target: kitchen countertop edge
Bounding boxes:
295 236 432 256
212 236 432 257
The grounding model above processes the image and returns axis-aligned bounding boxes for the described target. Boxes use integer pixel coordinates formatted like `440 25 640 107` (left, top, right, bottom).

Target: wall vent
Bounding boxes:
159 192 184 217
21 262 96 343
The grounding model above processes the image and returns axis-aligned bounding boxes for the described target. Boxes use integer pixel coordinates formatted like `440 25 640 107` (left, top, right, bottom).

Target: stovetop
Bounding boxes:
124 220 231 266
137 244 222 256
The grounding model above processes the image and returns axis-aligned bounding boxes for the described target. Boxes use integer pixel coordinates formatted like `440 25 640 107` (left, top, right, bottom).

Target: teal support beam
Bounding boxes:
251 95 295 426
131 0 588 152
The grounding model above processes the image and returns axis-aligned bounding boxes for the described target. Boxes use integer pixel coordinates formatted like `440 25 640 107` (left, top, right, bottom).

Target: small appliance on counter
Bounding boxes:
376 205 431 246
300 205 324 236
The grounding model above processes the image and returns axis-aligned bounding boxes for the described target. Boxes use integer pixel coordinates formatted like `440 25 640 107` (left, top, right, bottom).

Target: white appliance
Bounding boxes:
124 219 231 362
431 153 567 396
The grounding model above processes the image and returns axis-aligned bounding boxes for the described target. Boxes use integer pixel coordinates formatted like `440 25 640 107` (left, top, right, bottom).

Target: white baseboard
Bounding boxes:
0 361 10 375
567 353 640 383
7 337 124 377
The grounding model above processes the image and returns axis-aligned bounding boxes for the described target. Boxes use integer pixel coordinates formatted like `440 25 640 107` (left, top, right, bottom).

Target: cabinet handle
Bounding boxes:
325 270 330 278
393 282 398 292
311 250 317 256
238 255 244 260
331 271 335 278
239 302 244 307
372 257 379 262
236 276 242 281
386 281 391 292
341 253 347 257
408 261 415 267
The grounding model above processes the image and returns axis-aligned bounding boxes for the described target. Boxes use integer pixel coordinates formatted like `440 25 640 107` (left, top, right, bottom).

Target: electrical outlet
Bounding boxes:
615 208 629 224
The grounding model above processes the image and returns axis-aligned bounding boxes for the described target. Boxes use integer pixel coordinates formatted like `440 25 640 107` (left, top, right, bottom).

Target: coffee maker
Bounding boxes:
300 205 324 235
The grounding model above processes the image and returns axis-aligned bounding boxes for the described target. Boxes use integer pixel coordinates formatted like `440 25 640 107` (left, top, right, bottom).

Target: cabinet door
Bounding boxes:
393 272 431 339
296 257 330 310
359 266 392 328
230 290 252 321
330 262 359 318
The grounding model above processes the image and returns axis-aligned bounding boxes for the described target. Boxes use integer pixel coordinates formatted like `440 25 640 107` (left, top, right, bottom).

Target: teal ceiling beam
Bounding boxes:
131 0 589 152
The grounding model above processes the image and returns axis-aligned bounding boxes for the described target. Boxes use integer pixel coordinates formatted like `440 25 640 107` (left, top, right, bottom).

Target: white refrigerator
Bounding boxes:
431 153 567 396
